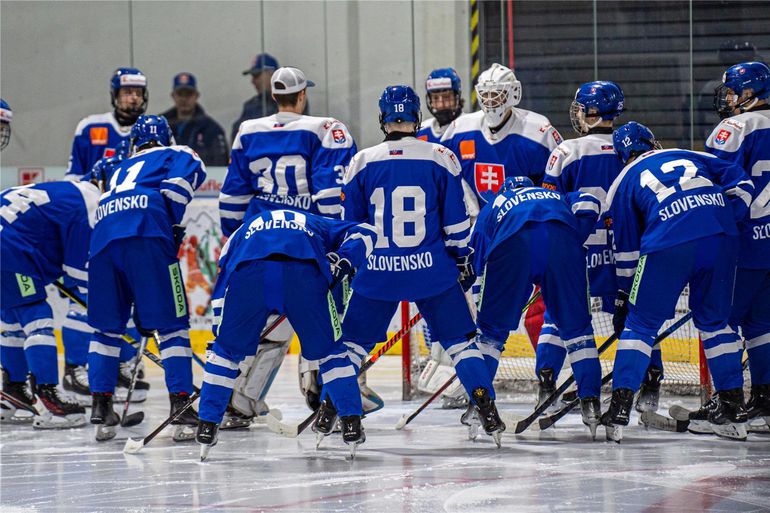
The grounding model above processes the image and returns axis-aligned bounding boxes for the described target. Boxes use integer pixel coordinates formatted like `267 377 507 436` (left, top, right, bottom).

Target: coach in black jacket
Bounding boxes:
161 72 229 166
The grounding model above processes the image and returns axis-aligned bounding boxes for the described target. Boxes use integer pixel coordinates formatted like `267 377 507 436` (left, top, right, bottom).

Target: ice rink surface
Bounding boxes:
2 355 769 513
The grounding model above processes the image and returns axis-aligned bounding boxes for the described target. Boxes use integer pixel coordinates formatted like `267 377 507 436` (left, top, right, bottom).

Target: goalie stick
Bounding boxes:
537 312 694 431
123 313 288 453
395 290 543 430
266 311 424 438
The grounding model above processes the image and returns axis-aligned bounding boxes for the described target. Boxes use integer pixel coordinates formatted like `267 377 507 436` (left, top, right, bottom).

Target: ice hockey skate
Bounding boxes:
707 389 748 441
580 396 601 440
169 392 199 442
312 398 339 448
472 388 505 447
91 393 120 441
601 388 634 443
635 366 663 413
341 415 365 459
62 363 91 406
114 360 150 403
32 382 86 430
197 420 220 461
1 371 36 424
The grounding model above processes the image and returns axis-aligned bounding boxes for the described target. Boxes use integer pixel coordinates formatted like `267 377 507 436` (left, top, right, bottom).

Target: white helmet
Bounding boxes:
475 63 522 127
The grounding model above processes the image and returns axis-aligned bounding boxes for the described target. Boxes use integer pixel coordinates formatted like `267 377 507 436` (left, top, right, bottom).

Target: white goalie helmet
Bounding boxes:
475 63 522 127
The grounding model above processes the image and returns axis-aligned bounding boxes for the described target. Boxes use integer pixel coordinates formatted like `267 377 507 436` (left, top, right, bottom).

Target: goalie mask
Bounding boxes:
475 63 522 128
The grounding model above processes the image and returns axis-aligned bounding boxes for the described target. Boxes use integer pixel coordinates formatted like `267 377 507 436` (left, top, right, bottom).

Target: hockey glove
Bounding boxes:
327 252 354 288
456 254 476 292
613 291 630 336
172 224 186 249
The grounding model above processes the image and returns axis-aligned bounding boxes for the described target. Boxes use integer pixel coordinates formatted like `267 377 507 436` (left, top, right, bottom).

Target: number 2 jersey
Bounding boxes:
66 112 131 179
1 181 99 291
605 148 754 292
342 135 471 302
542 132 622 297
705 108 770 269
90 145 206 256
219 112 357 236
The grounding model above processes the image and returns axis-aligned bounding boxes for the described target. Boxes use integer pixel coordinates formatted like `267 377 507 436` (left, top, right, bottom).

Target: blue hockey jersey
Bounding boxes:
90 145 206 256
417 117 448 144
440 110 563 209
606 148 754 292
212 209 376 331
705 109 770 269
1 181 99 289
470 187 601 274
342 136 471 301
219 112 357 236
542 132 622 297
66 112 132 178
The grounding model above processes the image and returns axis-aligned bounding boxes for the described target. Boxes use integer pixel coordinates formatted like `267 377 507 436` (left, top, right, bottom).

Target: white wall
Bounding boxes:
0 0 468 167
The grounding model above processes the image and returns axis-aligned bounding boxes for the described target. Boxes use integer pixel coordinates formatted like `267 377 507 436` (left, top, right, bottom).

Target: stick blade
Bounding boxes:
265 412 299 438
503 413 538 433
394 414 409 430
121 411 145 427
640 411 689 432
123 437 145 454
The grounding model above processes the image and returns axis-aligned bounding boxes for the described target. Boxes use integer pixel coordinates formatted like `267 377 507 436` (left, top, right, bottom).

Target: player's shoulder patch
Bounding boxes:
518 109 562 146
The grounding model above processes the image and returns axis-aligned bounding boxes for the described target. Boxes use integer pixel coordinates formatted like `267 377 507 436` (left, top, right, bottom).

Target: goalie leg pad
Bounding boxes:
230 335 290 418
298 354 321 411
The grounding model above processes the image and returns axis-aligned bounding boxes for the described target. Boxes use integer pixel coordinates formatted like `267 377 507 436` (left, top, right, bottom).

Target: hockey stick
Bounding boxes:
395 290 543 430
120 331 151 427
266 311 424 438
513 331 621 434
536 312 694 431
123 314 288 453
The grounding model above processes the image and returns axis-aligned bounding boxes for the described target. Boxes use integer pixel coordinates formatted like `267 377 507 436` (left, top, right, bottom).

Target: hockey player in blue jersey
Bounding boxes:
67 68 148 178
415 68 468 407
87 115 206 441
60 140 153 406
1 179 100 428
62 68 148 403
605 122 754 441
196 209 376 459
219 66 360 427
705 61 770 429
471 176 604 437
339 85 505 445
417 68 464 144
535 81 633 412
220 66 356 232
441 63 563 212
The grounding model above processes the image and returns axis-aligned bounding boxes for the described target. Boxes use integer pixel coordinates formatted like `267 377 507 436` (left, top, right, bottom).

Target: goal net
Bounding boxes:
401 288 710 400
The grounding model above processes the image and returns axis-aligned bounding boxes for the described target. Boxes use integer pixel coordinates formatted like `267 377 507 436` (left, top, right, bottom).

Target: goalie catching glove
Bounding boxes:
327 252 354 288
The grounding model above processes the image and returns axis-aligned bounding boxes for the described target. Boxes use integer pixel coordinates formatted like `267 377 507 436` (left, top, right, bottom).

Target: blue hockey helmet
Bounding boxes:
379 85 422 134
719 61 770 113
0 98 12 152
612 121 661 165
89 139 131 190
129 115 173 152
570 81 625 135
111 67 148 122
425 68 464 126
501 175 534 192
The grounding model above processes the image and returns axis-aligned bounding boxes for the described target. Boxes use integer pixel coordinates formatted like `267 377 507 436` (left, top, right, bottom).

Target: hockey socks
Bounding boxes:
700 327 744 391
564 335 601 398
441 337 495 400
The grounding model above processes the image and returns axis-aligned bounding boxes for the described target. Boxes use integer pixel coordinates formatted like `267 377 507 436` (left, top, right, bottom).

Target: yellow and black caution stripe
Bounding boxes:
470 0 480 108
